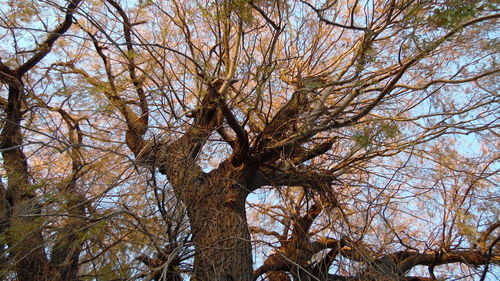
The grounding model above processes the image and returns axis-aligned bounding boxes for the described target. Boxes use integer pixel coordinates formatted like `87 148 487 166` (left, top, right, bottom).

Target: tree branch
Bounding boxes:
17 0 83 75
398 250 499 273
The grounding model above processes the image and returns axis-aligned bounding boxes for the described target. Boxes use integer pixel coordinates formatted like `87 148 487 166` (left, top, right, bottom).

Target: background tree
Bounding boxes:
0 0 498 280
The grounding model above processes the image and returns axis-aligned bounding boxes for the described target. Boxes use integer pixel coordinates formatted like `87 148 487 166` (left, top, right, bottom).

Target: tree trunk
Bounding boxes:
141 79 258 280
176 163 254 281
153 140 255 280
187 190 252 280
0 85 56 280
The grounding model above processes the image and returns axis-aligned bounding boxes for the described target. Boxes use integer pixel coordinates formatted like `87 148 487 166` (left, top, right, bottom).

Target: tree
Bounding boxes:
0 0 498 280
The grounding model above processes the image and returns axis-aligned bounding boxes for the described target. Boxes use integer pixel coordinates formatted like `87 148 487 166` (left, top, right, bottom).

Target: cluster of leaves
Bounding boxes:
352 120 401 149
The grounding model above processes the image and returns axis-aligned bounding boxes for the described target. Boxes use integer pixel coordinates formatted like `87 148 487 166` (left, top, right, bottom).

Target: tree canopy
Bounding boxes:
0 0 498 280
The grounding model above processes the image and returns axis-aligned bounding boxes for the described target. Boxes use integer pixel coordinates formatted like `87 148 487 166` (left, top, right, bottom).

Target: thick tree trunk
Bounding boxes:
139 80 258 280
177 163 254 281
187 190 252 280
0 85 56 280
1 85 84 281
152 140 255 280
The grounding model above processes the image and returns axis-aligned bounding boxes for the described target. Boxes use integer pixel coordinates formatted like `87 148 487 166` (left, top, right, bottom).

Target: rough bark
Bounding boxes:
136 80 258 280
0 87 85 281
0 84 54 280
187 176 253 281
157 150 256 280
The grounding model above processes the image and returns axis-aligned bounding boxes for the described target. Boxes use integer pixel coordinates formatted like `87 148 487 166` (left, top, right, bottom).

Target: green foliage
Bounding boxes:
429 0 497 28
353 132 371 148
404 0 497 29
402 2 432 25
430 3 476 28
353 120 401 149
77 218 108 244
138 0 154 8
7 217 45 244
456 209 480 243
232 0 255 23
380 122 401 139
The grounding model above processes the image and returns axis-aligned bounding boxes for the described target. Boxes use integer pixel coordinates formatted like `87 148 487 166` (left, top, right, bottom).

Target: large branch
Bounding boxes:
218 85 249 166
84 31 146 155
255 90 309 154
291 138 336 165
16 0 83 75
105 0 149 133
0 60 22 88
251 14 500 160
259 165 339 206
290 204 321 243
47 108 87 280
474 221 500 251
0 87 51 281
0 4 83 278
254 196 498 281
254 203 329 280
138 80 224 189
398 250 500 273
